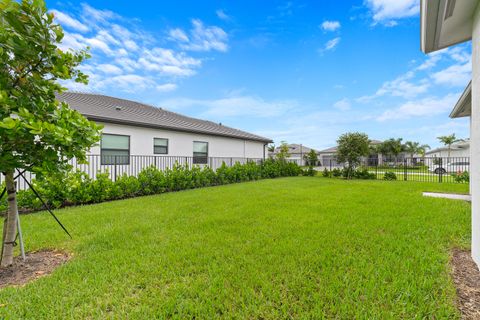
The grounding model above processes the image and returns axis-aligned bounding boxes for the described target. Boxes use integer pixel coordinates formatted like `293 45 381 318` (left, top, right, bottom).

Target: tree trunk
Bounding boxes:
1 171 18 267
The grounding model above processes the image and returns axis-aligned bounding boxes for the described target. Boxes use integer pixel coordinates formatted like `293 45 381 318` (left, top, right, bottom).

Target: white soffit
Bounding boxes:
421 0 477 53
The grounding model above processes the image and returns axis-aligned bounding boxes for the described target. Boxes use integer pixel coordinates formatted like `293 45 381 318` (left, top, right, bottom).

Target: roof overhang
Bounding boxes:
421 0 477 53
450 81 472 118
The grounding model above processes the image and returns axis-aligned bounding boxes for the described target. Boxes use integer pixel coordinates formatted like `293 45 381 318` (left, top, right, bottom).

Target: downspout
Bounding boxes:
263 143 267 160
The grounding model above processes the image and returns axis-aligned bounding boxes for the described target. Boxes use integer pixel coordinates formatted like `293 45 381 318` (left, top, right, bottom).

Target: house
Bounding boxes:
426 139 470 158
420 0 480 265
57 92 272 168
318 140 383 167
268 144 320 166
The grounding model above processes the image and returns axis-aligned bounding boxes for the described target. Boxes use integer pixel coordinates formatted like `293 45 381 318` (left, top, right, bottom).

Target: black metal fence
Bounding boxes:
2 155 265 191
322 156 470 183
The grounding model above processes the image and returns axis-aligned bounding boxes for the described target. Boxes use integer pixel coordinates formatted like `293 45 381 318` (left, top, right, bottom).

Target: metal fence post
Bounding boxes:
114 155 117 181
375 158 378 180
404 158 407 181
230 157 233 166
439 157 443 183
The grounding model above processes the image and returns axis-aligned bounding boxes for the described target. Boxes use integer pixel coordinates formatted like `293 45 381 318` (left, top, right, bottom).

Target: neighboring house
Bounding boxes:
268 144 320 166
318 140 383 167
420 0 480 265
426 139 470 158
57 92 272 166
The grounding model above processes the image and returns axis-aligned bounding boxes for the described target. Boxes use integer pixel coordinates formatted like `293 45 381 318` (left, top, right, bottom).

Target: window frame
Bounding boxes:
153 138 169 155
193 141 209 164
100 133 131 165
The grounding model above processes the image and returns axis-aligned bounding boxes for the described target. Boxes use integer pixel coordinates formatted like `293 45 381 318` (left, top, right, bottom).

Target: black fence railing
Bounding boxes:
2 155 265 191
322 156 470 183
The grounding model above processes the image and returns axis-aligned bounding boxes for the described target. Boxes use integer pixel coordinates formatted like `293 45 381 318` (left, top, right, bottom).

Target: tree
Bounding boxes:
304 149 318 166
0 0 101 266
378 138 404 161
335 132 370 179
437 134 462 159
275 141 290 161
404 141 430 158
267 144 275 152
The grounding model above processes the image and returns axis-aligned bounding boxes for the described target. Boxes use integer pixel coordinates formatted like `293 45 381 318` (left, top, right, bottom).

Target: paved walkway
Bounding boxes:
423 192 471 201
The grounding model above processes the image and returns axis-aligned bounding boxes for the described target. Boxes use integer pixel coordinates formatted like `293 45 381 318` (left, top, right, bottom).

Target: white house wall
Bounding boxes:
89 122 267 159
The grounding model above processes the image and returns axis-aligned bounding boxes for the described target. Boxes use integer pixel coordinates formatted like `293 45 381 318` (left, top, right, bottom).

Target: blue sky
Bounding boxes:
49 0 471 150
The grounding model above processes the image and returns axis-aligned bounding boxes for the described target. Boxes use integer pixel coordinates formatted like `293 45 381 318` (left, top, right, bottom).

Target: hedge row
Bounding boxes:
1 159 302 212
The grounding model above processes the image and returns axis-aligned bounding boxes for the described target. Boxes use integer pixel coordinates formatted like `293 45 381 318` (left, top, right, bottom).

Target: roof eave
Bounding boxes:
421 0 474 53
87 115 273 143
449 81 472 118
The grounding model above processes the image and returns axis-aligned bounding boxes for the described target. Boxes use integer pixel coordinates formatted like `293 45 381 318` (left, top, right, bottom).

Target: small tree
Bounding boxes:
336 132 370 179
437 134 462 160
267 144 275 152
381 138 404 159
404 141 430 160
275 141 290 162
0 0 101 266
304 149 318 166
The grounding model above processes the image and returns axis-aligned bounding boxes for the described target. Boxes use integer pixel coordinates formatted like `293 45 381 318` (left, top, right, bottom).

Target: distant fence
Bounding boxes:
2 155 266 191
322 156 470 183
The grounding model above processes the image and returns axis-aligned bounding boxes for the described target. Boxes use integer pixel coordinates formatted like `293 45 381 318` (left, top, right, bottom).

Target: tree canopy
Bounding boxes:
0 0 101 266
336 132 370 178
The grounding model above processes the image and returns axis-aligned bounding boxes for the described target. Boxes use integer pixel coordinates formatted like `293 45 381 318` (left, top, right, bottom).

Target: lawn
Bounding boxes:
0 177 471 318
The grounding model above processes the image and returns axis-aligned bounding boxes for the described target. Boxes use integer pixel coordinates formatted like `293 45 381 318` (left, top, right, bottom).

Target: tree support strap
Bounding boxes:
0 170 72 239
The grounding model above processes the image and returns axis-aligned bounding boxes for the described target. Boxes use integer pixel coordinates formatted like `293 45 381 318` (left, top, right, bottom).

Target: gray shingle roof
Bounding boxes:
57 92 272 143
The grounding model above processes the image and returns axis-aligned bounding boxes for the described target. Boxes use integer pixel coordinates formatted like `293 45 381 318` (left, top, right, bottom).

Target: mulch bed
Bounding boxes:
0 250 70 289
452 249 480 319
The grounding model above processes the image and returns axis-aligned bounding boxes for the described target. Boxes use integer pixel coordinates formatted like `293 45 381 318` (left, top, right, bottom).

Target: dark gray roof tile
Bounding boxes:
57 92 272 143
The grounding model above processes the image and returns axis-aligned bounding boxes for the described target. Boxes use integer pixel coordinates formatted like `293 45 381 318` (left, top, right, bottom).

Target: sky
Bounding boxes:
48 0 471 150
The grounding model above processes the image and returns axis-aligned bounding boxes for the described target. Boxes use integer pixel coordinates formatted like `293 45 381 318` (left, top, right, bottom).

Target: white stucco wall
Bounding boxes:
426 148 470 158
471 3 480 266
89 122 267 159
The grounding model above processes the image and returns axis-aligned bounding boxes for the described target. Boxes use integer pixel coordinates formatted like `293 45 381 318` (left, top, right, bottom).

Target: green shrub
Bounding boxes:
332 168 342 177
452 171 469 183
354 168 375 180
383 172 397 181
322 168 332 177
3 159 301 212
303 166 316 176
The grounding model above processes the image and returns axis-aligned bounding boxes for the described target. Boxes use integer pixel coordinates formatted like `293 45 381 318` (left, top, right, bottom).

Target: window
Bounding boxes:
101 134 130 165
153 138 168 154
193 141 208 164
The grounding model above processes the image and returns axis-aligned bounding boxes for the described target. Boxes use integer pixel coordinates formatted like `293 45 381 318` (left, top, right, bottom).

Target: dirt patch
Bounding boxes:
452 249 480 319
0 250 70 289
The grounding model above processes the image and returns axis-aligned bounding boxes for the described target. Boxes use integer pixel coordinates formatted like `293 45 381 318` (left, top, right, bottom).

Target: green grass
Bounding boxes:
0 177 471 318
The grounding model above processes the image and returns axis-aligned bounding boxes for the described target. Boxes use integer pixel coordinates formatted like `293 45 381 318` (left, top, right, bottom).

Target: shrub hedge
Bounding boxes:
322 167 375 180
0 159 302 212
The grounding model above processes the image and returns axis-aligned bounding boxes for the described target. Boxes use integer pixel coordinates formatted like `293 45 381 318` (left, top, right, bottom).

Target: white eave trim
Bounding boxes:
449 81 472 118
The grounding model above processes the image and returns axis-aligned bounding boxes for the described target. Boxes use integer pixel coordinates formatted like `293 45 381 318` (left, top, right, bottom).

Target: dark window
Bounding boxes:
193 141 208 164
101 134 130 165
153 138 168 154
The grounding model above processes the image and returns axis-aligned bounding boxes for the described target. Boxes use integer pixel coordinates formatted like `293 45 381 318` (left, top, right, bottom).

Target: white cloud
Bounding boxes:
365 0 419 26
319 37 341 54
54 4 228 93
321 20 341 32
431 62 471 87
169 28 189 42
216 9 231 21
81 3 118 23
156 83 178 92
376 94 458 121
161 96 297 118
358 71 429 102
333 98 351 111
170 19 229 52
98 75 156 92
97 64 123 75
51 10 89 33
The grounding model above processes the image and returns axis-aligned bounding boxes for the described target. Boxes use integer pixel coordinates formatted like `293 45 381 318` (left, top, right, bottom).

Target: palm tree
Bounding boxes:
404 141 431 158
437 134 462 159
